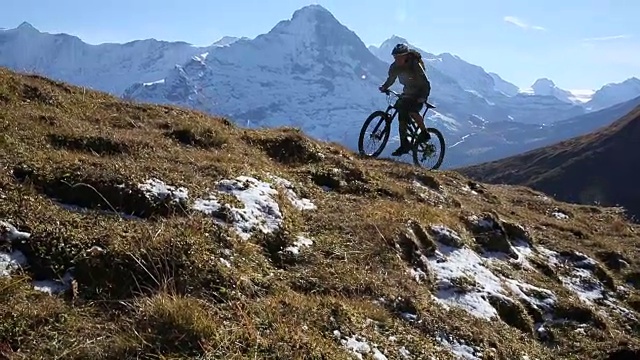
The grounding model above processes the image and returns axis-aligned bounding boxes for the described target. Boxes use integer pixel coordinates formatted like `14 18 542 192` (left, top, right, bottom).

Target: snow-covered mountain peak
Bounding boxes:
3 21 43 38
16 21 37 32
603 77 640 90
436 52 462 61
291 4 334 20
381 35 410 47
531 78 556 90
585 77 640 111
518 77 640 107
212 36 247 47
216 3 377 72
123 4 396 149
269 3 343 36
520 78 576 104
529 78 567 97
267 6 322 32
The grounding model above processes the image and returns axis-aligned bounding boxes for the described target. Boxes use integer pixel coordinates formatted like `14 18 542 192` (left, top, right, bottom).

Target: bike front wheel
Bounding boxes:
412 128 446 170
358 110 391 158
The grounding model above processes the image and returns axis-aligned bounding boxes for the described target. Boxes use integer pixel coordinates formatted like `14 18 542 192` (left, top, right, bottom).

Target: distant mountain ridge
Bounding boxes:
3 15 637 117
458 103 640 221
0 21 234 94
444 95 640 167
587 77 640 111
369 36 639 110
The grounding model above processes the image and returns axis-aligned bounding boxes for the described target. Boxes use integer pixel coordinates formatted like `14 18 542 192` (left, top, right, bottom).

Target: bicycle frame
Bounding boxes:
358 88 445 169
371 90 431 138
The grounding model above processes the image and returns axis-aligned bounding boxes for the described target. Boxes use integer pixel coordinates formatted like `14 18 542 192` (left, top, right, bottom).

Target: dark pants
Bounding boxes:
395 96 425 148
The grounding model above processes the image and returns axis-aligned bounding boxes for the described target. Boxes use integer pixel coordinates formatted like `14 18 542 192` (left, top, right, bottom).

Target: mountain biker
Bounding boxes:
378 43 431 156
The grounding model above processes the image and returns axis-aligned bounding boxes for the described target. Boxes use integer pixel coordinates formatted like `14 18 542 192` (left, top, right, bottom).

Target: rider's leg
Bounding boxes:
410 111 430 142
410 90 431 142
410 112 427 133
398 112 410 146
392 98 411 156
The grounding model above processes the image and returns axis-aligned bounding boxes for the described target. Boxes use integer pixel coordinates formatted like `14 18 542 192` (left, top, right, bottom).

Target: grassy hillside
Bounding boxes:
459 105 640 223
1 67 639 359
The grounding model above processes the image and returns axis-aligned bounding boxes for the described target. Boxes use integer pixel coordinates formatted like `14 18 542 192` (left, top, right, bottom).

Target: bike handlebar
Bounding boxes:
381 89 401 98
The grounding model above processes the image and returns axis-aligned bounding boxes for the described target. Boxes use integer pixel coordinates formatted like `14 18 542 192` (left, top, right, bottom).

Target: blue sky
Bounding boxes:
2 0 638 90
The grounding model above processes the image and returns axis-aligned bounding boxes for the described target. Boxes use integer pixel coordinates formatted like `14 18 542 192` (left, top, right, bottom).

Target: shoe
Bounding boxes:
391 145 410 156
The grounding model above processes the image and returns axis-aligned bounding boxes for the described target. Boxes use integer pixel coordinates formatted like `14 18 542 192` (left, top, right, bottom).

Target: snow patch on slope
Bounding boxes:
1 220 75 294
418 221 634 328
192 175 316 239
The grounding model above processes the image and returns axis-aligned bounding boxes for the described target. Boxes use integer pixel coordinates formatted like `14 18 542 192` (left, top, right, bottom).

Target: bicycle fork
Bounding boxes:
371 111 394 139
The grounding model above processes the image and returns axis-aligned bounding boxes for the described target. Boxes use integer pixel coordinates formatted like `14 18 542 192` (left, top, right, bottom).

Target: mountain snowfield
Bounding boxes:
0 22 209 94
0 22 246 95
1 5 640 167
124 6 389 148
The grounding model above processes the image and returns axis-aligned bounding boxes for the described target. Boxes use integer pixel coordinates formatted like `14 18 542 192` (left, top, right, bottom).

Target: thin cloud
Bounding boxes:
582 34 631 42
504 16 546 31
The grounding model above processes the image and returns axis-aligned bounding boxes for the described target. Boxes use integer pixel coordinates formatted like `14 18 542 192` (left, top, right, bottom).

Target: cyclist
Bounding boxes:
378 43 431 156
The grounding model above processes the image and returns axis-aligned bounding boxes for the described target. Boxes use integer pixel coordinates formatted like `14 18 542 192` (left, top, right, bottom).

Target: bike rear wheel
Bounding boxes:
358 110 391 158
412 128 446 170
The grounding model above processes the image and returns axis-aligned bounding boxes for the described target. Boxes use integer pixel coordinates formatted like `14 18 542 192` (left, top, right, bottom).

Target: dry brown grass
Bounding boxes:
1 67 639 359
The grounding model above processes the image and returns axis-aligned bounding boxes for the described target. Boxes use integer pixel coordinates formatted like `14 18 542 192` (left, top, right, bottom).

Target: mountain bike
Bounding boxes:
357 89 446 170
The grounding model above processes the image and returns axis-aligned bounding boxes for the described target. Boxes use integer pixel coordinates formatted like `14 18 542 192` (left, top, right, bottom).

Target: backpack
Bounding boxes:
408 49 427 75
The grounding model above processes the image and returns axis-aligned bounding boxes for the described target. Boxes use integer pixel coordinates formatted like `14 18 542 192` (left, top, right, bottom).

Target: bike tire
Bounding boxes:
358 110 391 158
412 127 446 170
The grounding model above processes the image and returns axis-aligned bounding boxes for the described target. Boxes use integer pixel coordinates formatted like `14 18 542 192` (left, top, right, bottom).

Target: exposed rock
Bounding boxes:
596 250 631 271
487 294 534 335
428 225 465 248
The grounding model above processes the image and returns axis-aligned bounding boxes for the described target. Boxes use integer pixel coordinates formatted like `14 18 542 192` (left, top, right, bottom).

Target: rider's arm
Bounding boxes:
379 64 398 90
